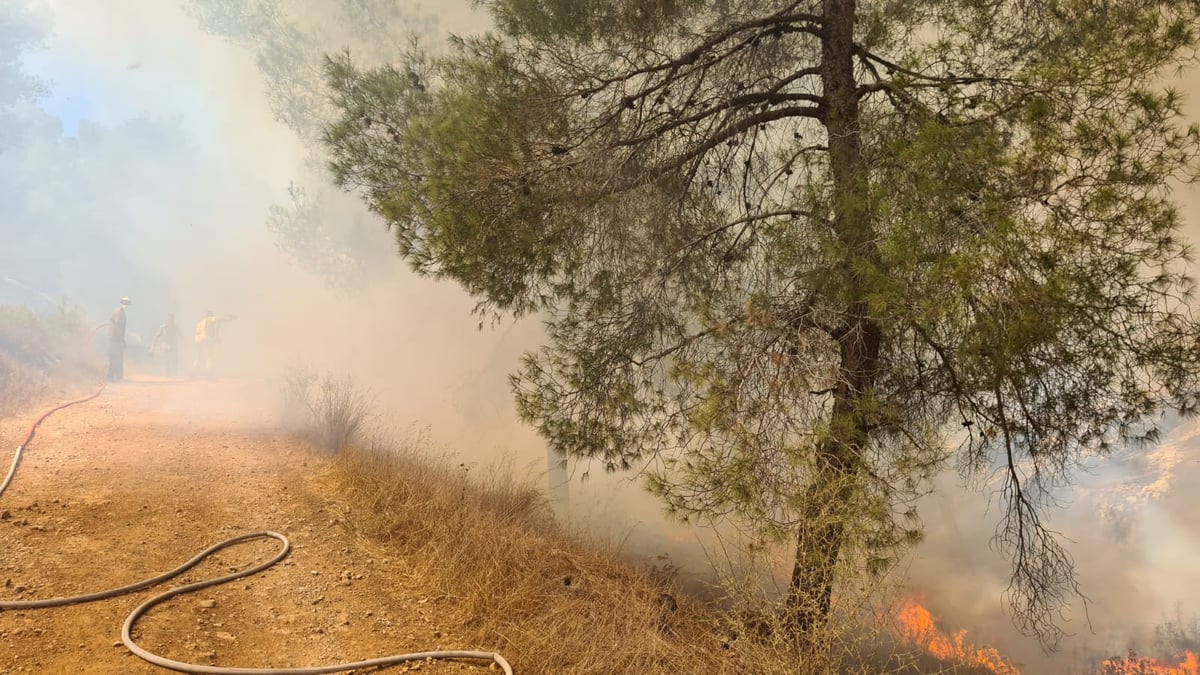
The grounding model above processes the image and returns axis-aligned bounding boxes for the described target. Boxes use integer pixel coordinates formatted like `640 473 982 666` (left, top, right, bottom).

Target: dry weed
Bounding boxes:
278 368 374 452
321 434 911 674
0 304 92 418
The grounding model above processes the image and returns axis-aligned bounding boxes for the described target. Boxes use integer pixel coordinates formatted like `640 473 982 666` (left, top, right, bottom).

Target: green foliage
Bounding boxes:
322 0 1200 644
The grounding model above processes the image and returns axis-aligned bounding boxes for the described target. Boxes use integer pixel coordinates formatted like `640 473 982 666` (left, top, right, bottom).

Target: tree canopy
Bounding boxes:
321 0 1200 644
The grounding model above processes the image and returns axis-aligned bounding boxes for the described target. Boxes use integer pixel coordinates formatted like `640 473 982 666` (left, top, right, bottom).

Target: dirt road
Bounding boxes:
0 378 495 674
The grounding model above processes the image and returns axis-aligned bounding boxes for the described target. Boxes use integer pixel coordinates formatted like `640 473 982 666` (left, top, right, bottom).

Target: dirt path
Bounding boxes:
0 378 494 674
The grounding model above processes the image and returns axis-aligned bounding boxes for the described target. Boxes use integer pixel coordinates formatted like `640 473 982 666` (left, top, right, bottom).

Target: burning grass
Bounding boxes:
885 597 1200 675
891 597 1019 674
1100 650 1199 675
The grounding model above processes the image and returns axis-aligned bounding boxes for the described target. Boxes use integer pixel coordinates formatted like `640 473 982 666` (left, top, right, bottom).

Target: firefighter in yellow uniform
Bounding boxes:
192 311 234 379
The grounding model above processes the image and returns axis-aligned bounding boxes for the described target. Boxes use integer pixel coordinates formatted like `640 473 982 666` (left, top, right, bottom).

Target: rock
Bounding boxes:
197 599 217 609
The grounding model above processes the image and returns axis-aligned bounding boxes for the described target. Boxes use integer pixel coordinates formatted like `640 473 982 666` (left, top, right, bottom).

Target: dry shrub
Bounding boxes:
0 304 88 369
280 366 317 430
278 368 374 453
0 303 92 417
323 433 896 674
0 351 44 418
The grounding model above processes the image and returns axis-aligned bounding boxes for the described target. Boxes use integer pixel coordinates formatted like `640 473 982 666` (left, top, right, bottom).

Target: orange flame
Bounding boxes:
1100 650 1199 675
894 598 1020 674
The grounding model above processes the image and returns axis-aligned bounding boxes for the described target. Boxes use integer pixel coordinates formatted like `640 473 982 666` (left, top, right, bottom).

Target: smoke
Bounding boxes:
5 2 1200 670
0 0 702 572
902 418 1200 670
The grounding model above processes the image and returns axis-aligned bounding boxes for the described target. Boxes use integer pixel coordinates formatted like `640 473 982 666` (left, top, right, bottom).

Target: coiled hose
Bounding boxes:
1 386 514 675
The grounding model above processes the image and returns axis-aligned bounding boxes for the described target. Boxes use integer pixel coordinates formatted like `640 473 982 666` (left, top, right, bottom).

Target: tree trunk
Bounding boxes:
786 0 882 636
787 312 881 632
787 479 848 633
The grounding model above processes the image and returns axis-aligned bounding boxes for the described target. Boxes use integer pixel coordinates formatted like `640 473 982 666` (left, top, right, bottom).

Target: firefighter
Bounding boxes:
192 310 234 379
149 313 180 377
107 296 131 382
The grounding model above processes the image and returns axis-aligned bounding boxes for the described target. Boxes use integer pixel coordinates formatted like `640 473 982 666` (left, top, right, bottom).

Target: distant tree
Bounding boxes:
0 3 180 315
321 0 1200 644
186 0 436 290
0 2 47 148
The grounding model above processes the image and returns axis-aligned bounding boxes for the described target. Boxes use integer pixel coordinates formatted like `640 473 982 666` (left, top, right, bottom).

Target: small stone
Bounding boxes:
197 599 217 609
112 641 122 648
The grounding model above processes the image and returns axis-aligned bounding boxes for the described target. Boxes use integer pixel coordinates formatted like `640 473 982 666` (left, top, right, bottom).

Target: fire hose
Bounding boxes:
1 385 514 675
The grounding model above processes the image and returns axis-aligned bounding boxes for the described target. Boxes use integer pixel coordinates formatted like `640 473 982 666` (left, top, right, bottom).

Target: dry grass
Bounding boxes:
0 351 44 418
0 304 93 418
319 432 914 674
279 368 375 452
295 372 964 673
